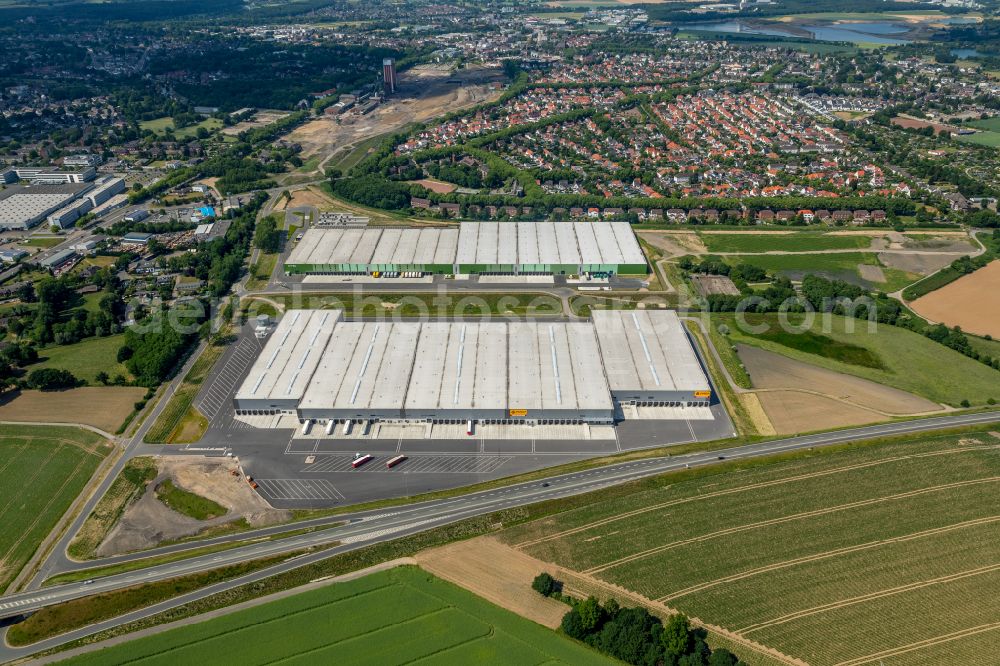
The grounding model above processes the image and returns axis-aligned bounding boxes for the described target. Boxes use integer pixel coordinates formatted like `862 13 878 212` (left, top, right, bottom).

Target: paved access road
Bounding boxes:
1 409 998 660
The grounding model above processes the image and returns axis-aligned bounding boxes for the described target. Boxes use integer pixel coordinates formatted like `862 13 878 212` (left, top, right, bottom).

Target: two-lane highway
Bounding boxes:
2 409 999 660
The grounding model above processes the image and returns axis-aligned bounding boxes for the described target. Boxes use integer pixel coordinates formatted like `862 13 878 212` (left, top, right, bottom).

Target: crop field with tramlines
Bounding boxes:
0 425 110 593
63 566 611 666
499 430 1000 666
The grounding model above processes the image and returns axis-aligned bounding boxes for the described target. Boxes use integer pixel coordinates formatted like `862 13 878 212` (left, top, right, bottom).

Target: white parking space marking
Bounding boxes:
255 479 345 501
300 455 513 474
197 337 259 420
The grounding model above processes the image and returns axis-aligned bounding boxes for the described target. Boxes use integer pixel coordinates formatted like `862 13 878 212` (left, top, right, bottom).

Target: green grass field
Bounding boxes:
717 313 999 406
699 233 872 253
156 479 226 520
246 251 278 291
748 325 886 369
501 430 1000 666
957 130 1000 148
725 251 919 292
145 340 224 444
0 425 109 593
62 566 611 665
139 117 223 140
32 334 129 383
967 116 1000 132
22 237 63 248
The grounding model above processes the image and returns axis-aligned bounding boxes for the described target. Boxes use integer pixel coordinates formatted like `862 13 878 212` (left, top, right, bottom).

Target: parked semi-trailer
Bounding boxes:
302 420 313 435
466 419 474 436
386 455 407 469
352 454 373 468
325 420 335 435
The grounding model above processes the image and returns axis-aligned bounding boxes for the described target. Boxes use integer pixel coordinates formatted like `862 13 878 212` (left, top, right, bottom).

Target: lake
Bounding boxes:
685 20 912 45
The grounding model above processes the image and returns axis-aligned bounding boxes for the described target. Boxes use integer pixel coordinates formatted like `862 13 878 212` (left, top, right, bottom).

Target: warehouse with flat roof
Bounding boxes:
234 309 711 427
283 221 647 277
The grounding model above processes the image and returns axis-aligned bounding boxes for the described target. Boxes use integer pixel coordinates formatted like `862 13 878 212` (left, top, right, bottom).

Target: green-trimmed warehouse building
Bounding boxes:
284 221 648 277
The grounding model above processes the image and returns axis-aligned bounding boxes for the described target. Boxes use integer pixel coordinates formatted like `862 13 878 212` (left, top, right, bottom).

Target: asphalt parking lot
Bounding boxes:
186 324 734 508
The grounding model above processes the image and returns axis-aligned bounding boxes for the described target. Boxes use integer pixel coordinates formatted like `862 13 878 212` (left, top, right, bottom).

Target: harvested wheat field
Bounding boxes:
415 536 570 629
0 387 146 433
737 345 941 415
911 260 1000 338
499 431 1000 666
755 390 890 434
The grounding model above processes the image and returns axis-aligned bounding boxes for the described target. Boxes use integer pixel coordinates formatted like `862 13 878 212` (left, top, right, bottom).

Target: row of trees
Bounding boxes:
531 574 743 666
684 255 1000 372
253 214 284 254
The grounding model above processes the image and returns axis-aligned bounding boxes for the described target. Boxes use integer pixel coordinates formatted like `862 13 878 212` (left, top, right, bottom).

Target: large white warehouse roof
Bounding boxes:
285 221 646 268
235 309 711 420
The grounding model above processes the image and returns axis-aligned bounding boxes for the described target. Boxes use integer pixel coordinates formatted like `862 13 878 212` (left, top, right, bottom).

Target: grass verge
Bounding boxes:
684 319 756 438
155 479 227 520
45 526 328 587
246 252 278 291
7 549 322 647
67 458 157 561
29 424 999 658
144 339 227 444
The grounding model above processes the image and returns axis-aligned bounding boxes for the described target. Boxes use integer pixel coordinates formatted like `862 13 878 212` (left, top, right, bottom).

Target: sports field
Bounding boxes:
0 425 110 593
501 430 1000 665
718 313 1000 407
63 566 611 665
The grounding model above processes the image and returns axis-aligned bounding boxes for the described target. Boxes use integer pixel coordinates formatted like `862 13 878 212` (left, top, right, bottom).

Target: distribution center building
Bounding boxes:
283 221 647 277
234 309 711 427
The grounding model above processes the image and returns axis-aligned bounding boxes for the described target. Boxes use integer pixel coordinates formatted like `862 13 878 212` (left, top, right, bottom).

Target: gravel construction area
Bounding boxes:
738 344 941 415
878 251 957 276
911 260 1000 338
856 263 886 283
97 457 290 556
415 536 570 629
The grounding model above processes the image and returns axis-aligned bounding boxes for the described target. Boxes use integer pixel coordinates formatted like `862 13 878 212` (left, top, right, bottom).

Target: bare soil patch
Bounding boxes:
879 252 956 275
755 391 890 434
97 457 290 556
738 344 940 414
221 110 290 136
857 263 886 283
691 274 740 296
281 186 334 210
911 260 1000 338
415 536 570 629
0 387 145 433
409 178 457 194
638 231 708 256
